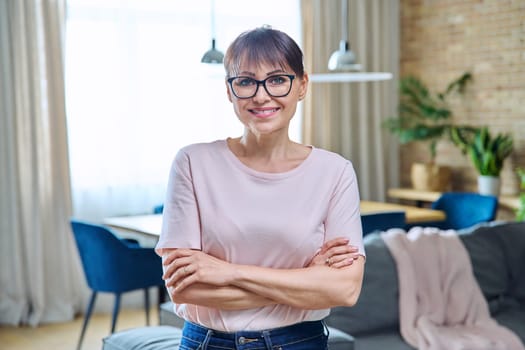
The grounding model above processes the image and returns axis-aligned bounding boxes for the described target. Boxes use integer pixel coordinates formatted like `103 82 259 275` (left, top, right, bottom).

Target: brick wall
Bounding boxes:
399 0 525 200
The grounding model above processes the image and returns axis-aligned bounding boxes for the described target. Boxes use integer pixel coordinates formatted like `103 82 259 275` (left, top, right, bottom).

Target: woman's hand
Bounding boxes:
162 249 233 293
308 237 360 269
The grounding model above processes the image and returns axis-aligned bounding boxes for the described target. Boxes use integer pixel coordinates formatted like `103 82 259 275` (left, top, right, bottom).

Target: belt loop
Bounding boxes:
322 320 330 337
262 330 273 350
199 329 213 350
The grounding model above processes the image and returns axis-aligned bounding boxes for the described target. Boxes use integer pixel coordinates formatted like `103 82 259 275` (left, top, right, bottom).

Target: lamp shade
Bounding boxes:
310 72 392 83
328 40 362 72
201 0 223 64
328 0 363 72
201 38 224 64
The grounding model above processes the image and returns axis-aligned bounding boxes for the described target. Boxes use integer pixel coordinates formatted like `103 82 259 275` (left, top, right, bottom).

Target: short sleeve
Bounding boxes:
324 162 365 257
155 149 201 256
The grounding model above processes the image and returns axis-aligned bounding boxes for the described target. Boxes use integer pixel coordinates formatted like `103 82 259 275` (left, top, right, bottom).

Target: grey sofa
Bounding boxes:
325 221 525 349
103 221 525 350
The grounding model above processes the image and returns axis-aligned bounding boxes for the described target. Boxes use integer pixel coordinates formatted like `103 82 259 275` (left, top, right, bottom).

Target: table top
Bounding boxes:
104 214 163 237
387 188 520 210
104 200 445 237
360 200 445 223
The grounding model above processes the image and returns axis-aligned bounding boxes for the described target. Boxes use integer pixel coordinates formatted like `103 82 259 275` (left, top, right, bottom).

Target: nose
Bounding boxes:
252 82 271 102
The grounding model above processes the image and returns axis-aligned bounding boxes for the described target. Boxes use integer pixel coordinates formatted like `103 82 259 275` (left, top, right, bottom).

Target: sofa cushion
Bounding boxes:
159 301 185 328
493 305 525 344
325 232 399 335
489 222 525 301
459 221 525 309
326 326 355 350
102 325 182 350
354 329 415 350
458 222 510 303
102 324 354 350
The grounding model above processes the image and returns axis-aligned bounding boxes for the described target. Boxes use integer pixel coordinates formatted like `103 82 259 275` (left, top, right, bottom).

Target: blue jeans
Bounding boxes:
179 320 329 350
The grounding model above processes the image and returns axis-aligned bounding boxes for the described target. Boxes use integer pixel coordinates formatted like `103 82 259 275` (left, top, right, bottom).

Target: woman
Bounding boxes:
156 26 365 349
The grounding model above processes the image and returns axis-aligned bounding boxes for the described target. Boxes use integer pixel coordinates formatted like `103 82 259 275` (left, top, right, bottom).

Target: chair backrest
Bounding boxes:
71 220 135 291
153 204 164 214
71 219 164 294
71 220 150 292
430 192 498 230
361 211 406 236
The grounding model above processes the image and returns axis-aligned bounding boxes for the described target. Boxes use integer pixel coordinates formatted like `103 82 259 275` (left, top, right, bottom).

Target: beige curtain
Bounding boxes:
301 0 400 201
0 0 83 325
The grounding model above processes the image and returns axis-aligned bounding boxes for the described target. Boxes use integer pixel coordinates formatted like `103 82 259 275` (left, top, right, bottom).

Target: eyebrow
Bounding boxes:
238 69 287 77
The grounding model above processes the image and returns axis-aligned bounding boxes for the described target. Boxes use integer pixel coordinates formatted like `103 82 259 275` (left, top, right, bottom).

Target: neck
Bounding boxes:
238 131 293 159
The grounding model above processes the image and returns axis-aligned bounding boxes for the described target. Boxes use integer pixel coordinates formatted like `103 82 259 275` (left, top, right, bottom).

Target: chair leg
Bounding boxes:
110 293 121 334
157 285 166 324
158 285 166 305
77 291 97 350
144 288 150 326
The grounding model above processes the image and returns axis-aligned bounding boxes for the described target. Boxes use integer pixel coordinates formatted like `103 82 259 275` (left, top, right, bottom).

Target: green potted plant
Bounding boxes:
383 72 472 191
450 126 513 196
516 167 525 221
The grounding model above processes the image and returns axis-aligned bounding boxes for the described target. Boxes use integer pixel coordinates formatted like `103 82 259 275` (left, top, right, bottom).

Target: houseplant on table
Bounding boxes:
383 72 472 191
450 126 514 196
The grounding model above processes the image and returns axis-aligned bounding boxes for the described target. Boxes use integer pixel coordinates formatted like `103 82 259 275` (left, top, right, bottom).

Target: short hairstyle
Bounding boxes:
224 26 304 79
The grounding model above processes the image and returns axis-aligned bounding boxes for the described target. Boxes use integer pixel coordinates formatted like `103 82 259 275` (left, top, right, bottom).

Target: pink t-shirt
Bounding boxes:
156 139 365 331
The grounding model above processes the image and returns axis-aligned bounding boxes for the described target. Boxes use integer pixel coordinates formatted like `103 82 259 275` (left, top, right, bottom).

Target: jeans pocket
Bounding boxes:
179 337 202 350
179 345 199 350
277 332 328 350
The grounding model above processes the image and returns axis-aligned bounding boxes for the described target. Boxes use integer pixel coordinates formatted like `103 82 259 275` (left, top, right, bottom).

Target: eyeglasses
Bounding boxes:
227 74 296 99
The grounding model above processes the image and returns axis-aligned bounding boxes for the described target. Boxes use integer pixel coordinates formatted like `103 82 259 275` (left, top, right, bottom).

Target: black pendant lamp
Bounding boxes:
201 0 224 64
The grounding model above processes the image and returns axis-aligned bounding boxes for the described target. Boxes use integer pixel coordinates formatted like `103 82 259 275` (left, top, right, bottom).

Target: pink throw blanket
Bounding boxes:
381 227 524 350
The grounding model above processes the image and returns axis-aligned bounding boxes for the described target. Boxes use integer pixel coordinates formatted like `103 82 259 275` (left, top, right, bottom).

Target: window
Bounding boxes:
65 0 301 220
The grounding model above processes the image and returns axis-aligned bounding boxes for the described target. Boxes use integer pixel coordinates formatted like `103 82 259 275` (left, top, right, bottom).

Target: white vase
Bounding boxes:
478 175 500 196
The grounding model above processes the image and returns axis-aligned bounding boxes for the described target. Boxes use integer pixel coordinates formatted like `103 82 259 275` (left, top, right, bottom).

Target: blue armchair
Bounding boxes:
429 192 498 230
70 220 165 350
361 211 406 236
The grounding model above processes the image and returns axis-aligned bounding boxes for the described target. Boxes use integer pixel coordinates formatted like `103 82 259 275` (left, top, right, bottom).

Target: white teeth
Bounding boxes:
253 108 278 115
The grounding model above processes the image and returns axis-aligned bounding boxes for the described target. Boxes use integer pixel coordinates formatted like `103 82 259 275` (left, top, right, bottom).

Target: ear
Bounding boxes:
297 72 309 101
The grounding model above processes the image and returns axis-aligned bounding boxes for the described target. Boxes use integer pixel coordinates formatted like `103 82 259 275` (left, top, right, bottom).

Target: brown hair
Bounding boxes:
224 26 304 79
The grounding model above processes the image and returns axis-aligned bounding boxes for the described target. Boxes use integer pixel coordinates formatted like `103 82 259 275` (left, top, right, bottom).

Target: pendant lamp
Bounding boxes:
328 0 361 71
310 0 392 83
201 0 224 64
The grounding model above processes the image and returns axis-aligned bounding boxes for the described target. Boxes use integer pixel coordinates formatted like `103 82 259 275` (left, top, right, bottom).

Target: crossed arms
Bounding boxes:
159 237 365 310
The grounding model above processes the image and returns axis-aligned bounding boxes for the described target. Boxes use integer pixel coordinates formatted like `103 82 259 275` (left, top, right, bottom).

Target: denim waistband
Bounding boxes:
183 319 326 341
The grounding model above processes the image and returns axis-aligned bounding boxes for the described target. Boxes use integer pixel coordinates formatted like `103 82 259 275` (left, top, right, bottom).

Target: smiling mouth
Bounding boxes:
249 108 280 118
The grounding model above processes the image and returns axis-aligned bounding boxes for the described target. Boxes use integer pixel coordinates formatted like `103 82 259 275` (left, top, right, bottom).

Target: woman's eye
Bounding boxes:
236 78 255 87
268 76 286 85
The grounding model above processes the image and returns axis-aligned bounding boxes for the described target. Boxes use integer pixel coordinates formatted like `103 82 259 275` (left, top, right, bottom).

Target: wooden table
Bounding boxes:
104 201 445 237
387 188 520 210
360 200 445 223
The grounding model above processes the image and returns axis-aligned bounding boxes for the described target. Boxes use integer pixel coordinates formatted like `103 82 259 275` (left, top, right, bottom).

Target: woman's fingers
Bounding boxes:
162 256 191 280
165 262 194 290
318 237 349 254
163 249 234 292
321 240 359 269
308 238 359 268
326 244 358 257
162 248 193 266
328 253 360 268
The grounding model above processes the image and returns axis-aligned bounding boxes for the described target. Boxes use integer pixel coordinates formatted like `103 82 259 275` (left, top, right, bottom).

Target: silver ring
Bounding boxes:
325 257 331 266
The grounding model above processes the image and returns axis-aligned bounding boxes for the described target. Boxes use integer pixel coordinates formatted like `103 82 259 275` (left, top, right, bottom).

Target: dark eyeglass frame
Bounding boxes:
227 74 296 99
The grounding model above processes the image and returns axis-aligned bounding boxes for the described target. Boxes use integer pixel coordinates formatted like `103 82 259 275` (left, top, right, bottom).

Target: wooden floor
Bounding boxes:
0 307 159 350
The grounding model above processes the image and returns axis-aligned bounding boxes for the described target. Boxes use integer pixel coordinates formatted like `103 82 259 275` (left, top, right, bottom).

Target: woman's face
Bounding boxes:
226 60 308 137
